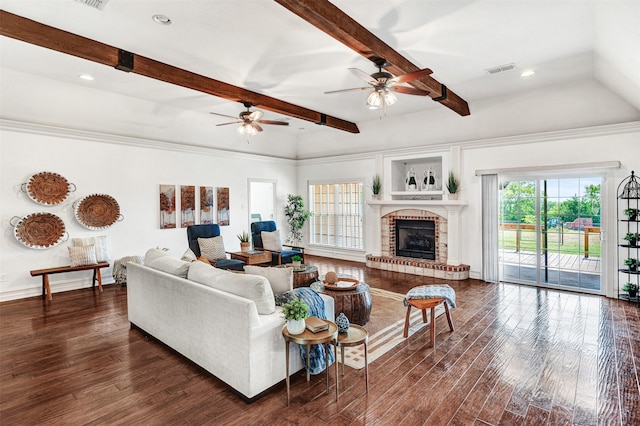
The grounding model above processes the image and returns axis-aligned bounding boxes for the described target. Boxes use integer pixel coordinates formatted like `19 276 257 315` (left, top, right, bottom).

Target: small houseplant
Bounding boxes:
371 174 382 199
237 231 251 252
446 172 459 199
285 194 312 244
623 232 639 246
282 299 309 335
624 208 638 221
291 254 303 269
624 257 638 272
622 282 638 298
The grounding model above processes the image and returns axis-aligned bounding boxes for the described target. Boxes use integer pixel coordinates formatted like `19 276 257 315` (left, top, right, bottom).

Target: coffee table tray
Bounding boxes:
322 277 359 291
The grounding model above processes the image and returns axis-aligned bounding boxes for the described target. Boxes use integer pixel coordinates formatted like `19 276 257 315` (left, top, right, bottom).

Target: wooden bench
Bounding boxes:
30 262 109 301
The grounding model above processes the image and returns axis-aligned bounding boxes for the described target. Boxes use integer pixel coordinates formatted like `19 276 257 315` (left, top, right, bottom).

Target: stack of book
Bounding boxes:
305 316 329 333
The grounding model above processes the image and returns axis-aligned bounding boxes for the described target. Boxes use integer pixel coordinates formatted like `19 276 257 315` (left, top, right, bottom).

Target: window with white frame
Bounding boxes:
309 181 364 250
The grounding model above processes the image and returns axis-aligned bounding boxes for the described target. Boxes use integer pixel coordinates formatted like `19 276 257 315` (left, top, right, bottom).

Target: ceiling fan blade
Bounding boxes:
389 68 433 85
324 86 371 94
257 120 290 126
209 112 242 120
253 123 264 132
216 121 243 127
348 68 377 84
248 110 263 121
390 86 430 96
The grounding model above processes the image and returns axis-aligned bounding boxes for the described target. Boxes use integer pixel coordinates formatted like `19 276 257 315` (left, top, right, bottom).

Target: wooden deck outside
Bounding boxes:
501 251 601 274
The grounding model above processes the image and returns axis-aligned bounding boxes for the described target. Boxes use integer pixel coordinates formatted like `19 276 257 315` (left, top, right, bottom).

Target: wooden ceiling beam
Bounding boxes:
0 10 359 134
274 0 470 116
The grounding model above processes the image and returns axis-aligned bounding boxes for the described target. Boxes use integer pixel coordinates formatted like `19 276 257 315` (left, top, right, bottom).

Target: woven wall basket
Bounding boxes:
74 194 123 230
21 171 76 206
10 212 68 249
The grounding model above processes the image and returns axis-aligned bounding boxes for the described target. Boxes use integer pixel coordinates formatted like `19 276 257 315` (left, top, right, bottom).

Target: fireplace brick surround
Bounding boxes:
366 208 470 280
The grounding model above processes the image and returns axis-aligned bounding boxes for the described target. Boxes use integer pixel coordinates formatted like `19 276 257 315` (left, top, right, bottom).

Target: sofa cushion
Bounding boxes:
244 265 293 295
188 261 275 314
181 248 198 262
72 235 109 262
68 244 97 267
143 248 190 278
198 236 226 261
261 230 282 252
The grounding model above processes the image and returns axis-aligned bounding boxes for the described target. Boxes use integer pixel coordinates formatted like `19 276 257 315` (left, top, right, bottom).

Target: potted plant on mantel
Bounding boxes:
282 299 309 335
622 282 639 299
371 174 382 200
446 172 460 200
237 231 251 252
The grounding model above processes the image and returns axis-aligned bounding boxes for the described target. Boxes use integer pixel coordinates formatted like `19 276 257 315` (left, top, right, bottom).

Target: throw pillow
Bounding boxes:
68 244 98 267
143 248 190 278
72 235 109 262
244 265 293 295
181 248 197 262
188 261 275 314
198 236 226 261
261 230 282 252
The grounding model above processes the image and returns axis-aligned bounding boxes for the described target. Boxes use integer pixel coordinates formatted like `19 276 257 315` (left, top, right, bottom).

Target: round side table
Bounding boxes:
334 324 368 398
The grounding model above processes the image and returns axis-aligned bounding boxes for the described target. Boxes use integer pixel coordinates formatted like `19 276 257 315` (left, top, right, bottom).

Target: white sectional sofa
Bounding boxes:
126 251 334 401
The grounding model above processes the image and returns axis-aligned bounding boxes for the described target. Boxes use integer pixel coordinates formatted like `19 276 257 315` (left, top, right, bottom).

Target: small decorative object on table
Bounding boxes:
291 254 302 270
336 312 350 334
306 316 329 333
282 299 309 335
237 231 251 252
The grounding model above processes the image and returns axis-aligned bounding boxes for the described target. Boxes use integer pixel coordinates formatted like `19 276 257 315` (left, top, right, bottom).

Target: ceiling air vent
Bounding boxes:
486 63 515 75
75 0 110 11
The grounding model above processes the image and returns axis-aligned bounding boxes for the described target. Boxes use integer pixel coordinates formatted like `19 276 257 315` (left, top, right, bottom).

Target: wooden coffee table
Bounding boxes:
311 276 372 325
229 250 271 265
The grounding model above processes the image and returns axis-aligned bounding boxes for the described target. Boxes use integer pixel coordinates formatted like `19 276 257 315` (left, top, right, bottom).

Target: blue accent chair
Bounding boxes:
250 220 304 266
186 224 245 271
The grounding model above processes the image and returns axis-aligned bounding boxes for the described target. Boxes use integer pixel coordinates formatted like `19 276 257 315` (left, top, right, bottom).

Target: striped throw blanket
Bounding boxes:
403 284 457 309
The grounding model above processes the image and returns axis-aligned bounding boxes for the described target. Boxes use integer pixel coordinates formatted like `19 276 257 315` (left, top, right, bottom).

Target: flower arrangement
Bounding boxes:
282 299 309 321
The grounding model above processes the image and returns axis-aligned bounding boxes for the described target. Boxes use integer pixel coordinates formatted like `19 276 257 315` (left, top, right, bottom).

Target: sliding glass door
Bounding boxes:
499 177 602 293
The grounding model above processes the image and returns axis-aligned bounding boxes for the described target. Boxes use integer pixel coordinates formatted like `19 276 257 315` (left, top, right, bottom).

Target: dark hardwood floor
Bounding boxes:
1 255 638 425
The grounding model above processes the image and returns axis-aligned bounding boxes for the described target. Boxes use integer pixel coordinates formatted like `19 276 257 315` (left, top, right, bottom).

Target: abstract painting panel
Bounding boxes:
159 184 176 229
200 186 214 224
217 187 230 226
180 185 196 228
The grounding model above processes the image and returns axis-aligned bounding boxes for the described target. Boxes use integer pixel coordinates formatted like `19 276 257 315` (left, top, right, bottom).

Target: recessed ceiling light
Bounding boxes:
152 14 172 25
79 74 94 81
521 70 536 77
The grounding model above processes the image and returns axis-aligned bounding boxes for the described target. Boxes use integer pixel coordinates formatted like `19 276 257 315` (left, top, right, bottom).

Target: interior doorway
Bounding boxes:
248 179 276 225
498 176 602 293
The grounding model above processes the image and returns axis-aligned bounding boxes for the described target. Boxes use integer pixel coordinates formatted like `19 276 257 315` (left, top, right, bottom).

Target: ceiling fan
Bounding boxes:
326 58 433 110
210 102 289 135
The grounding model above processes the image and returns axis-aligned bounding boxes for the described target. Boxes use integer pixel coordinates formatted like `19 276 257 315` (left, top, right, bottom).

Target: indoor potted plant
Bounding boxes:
371 174 381 199
446 171 459 199
624 257 638 272
237 231 251 252
282 299 309 335
624 208 638 221
285 194 312 244
291 254 303 270
622 282 638 298
623 232 639 246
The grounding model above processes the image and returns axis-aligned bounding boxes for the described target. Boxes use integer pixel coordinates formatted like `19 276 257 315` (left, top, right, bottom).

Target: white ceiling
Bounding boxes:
1 0 639 148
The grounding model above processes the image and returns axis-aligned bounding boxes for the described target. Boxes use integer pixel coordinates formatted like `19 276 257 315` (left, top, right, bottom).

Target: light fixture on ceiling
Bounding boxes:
237 122 259 136
521 70 536 77
210 102 289 136
152 14 172 25
366 89 397 110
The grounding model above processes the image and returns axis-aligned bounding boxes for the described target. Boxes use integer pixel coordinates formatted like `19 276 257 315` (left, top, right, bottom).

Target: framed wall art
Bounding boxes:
217 187 230 226
200 186 214 224
180 185 196 228
159 184 176 229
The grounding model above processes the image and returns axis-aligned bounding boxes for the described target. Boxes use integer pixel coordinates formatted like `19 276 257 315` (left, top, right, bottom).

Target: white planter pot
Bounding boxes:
292 260 302 269
287 318 306 335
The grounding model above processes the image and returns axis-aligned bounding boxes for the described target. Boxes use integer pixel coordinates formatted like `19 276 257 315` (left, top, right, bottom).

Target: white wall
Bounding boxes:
0 123 297 301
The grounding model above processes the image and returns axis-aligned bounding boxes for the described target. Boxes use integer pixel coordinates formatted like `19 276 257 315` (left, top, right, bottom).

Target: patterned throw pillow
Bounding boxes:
181 248 197 262
198 236 226 261
261 230 282 252
68 244 98 267
72 236 109 262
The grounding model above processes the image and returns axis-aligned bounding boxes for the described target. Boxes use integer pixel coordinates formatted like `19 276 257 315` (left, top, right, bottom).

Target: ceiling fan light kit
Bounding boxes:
211 102 287 136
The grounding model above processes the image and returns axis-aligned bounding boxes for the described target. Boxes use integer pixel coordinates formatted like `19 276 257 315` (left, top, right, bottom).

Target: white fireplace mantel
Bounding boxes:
366 198 468 266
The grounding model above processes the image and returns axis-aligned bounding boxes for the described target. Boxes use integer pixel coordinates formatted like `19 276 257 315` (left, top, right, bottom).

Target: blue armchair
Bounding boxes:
186 224 245 271
250 220 304 266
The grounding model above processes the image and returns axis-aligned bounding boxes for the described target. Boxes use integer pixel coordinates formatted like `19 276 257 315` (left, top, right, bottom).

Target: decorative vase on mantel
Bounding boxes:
287 319 306 335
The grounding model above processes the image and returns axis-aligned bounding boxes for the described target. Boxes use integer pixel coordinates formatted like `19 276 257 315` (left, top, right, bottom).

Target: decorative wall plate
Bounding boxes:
74 193 123 230
10 212 68 249
21 171 76 206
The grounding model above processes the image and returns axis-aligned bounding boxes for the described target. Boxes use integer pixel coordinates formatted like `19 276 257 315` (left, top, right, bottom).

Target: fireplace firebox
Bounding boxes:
395 219 436 260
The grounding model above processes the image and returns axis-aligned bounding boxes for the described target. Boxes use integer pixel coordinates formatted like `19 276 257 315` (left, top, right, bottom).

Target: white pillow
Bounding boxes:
244 265 293 295
181 248 197 262
261 230 282 252
68 244 98 267
72 235 109 262
198 236 226 261
143 248 190 278
188 261 275 314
